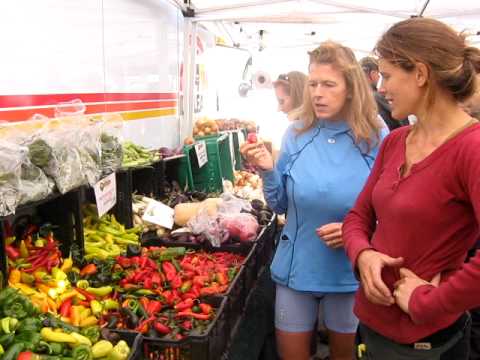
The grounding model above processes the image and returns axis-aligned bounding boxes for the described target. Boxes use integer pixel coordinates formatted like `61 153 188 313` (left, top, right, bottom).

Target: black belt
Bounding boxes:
408 313 470 349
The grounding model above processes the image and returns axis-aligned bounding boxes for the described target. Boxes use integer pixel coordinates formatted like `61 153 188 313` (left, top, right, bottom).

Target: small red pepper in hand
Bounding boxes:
247 133 258 144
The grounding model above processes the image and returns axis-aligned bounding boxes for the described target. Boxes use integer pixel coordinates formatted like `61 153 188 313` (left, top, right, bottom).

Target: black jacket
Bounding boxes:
374 90 409 131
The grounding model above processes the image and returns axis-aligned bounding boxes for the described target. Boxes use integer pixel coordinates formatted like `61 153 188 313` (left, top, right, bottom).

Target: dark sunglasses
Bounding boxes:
277 74 290 82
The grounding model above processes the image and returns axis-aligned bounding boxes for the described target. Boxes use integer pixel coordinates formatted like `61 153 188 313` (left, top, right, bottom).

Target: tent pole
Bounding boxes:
418 0 431 17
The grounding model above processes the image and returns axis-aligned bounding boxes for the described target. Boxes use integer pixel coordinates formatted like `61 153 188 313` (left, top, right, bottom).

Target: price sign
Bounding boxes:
195 140 208 168
94 173 117 217
142 199 175 229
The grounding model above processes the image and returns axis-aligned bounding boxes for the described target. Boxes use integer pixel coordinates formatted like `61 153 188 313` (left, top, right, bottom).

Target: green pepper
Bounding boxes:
2 342 24 360
14 330 41 351
106 340 130 360
0 288 18 306
49 342 65 355
0 333 15 347
71 344 93 360
80 326 100 343
17 318 42 333
227 267 237 281
133 289 154 296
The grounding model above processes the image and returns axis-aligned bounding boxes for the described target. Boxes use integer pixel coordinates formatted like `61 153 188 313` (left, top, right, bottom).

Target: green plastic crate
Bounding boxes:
175 146 195 191
183 134 235 192
220 130 243 171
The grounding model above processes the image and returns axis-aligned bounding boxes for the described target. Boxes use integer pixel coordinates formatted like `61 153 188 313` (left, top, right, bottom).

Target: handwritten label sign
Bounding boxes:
94 173 117 218
195 140 208 168
142 199 175 229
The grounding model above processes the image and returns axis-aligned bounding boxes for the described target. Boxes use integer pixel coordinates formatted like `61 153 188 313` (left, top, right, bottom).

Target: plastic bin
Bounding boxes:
183 134 235 193
0 188 84 285
108 330 143 360
129 160 165 199
142 297 229 360
170 147 195 192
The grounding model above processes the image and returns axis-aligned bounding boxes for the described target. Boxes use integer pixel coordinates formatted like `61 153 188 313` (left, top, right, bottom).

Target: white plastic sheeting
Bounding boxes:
190 0 480 54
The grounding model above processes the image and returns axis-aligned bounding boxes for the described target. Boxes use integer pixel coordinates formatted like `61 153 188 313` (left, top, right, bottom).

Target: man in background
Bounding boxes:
360 57 409 130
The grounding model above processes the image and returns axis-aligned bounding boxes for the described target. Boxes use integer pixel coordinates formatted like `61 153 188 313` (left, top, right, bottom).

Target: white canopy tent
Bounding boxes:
185 0 480 54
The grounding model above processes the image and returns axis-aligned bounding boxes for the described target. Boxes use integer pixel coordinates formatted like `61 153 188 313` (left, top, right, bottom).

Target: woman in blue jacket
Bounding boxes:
242 41 389 360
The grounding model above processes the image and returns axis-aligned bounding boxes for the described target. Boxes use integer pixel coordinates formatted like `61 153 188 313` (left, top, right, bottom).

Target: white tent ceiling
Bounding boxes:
187 0 480 54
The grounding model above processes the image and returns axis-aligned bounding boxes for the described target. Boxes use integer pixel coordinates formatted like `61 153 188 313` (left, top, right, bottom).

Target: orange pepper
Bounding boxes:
8 269 21 284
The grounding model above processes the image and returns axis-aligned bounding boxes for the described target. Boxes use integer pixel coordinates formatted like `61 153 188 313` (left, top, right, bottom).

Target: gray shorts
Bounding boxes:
275 284 358 333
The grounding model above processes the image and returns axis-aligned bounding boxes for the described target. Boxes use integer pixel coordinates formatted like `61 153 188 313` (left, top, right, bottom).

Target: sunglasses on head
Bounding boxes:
277 74 290 82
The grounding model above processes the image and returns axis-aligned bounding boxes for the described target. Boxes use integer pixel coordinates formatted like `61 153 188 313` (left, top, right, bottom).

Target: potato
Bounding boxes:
197 131 205 137
204 127 211 134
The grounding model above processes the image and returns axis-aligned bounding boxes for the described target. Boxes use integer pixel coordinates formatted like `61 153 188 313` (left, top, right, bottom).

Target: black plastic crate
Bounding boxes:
0 188 84 283
109 329 143 360
142 297 229 360
129 160 165 199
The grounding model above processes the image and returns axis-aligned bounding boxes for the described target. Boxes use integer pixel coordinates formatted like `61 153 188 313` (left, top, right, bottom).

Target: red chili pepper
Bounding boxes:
76 300 91 307
135 316 156 334
18 352 34 360
146 258 157 269
147 300 163 315
151 272 161 286
180 280 192 293
80 264 97 277
181 292 197 301
139 297 150 312
171 275 182 289
143 277 153 289
116 256 132 268
139 256 148 268
5 245 20 260
59 297 73 317
174 298 194 311
180 262 196 272
162 261 177 281
176 311 211 320
216 272 228 286
199 303 213 315
181 320 192 330
193 275 209 287
76 287 96 301
154 321 171 335
200 285 221 296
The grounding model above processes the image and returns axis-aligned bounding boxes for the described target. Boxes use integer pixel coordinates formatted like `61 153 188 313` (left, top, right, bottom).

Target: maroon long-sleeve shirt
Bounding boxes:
343 124 480 344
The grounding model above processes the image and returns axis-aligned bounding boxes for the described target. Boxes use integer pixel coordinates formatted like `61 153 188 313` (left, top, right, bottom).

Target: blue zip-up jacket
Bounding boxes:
262 119 388 292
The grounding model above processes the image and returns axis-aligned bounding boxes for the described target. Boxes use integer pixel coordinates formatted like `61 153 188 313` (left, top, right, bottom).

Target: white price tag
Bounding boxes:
142 199 175 229
94 173 117 218
195 140 208 168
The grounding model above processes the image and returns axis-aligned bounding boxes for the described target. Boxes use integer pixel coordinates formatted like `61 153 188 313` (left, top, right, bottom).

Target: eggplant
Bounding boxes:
101 328 120 343
120 307 139 329
107 316 119 329
251 199 264 211
126 244 142 257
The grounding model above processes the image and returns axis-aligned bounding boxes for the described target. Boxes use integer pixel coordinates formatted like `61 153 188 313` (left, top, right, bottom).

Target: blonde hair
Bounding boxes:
273 71 307 111
291 41 382 150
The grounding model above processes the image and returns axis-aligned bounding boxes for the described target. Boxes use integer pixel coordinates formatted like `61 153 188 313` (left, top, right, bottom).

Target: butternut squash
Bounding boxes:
174 198 222 226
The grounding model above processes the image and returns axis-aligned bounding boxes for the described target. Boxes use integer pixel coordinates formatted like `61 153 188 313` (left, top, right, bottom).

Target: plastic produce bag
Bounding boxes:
187 207 229 247
99 114 124 175
28 125 87 194
218 192 252 213
77 123 102 185
0 141 22 216
18 151 54 206
220 213 259 243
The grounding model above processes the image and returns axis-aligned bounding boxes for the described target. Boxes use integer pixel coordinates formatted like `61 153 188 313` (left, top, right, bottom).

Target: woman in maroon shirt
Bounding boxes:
343 18 480 359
